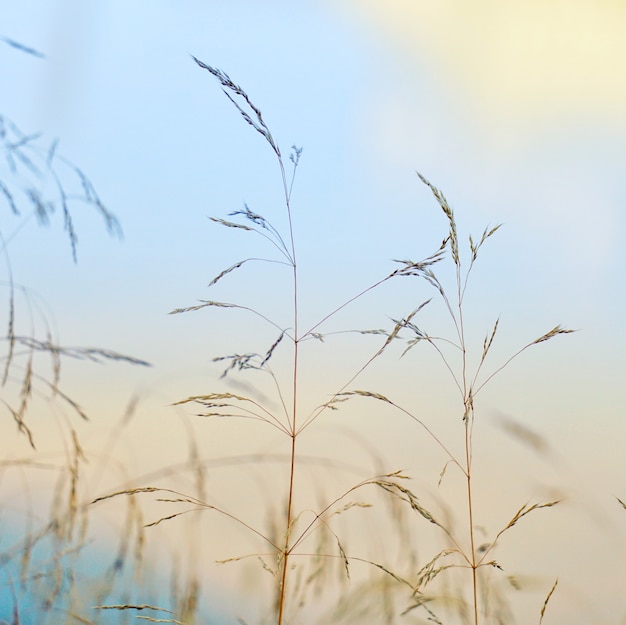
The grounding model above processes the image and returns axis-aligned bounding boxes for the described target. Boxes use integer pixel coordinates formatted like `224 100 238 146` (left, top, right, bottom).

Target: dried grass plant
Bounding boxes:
331 173 573 624
93 57 573 625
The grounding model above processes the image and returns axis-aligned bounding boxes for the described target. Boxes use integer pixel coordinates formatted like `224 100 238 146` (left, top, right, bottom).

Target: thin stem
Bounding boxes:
423 336 464 398
302 273 394 339
278 427 296 625
456 253 478 624
465 410 479 625
266 366 292 427
277 153 298 625
472 342 535 397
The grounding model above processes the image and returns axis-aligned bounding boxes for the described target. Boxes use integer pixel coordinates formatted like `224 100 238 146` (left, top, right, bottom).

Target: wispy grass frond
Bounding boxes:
212 352 260 377
173 392 288 433
478 501 562 565
208 258 250 286
169 299 287 336
209 217 254 231
92 486 279 550
532 325 575 345
229 204 291 258
0 397 35 447
379 302 430 356
1 116 121 260
0 179 18 213
208 257 290 287
502 500 562 532
192 56 280 157
144 509 200 528
211 340 289 379
414 549 458 592
92 487 162 504
480 318 499 366
0 35 45 58
469 318 500 388
539 578 558 624
336 535 351 580
169 300 239 314
210 204 293 263
373 476 444 530
7 336 151 367
401 601 444 623
260 331 285 367
33 373 89 420
1 254 16 385
417 172 459 265
469 224 502 262
339 389 393 404
390 250 446 277
365 559 414 588
174 391 259 407
473 326 575 396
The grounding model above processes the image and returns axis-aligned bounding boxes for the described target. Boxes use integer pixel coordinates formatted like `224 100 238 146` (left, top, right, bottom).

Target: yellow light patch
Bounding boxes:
351 0 626 121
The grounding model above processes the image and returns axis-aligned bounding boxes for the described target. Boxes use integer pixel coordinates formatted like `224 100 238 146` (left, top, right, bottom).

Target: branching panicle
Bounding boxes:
192 56 281 157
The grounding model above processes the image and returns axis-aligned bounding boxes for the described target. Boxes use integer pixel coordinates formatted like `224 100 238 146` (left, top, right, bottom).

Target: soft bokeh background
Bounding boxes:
1 1 625 624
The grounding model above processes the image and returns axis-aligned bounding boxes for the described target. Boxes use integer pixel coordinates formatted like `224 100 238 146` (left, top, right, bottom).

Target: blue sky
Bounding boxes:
2 2 626 624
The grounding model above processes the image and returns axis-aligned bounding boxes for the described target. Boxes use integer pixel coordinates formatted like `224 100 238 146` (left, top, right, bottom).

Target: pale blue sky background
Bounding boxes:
1 2 626 624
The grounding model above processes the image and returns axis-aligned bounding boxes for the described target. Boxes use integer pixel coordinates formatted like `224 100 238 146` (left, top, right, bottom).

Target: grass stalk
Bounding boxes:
191 58 312 622
400 173 572 623
183 59 451 623
278 153 299 625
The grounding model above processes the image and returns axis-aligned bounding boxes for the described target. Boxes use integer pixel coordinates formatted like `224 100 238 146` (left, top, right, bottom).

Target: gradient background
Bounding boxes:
1 1 625 624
